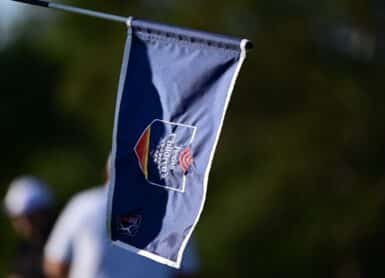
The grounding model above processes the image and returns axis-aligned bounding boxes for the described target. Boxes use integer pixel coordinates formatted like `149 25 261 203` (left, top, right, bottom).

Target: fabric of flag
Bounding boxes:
107 18 250 268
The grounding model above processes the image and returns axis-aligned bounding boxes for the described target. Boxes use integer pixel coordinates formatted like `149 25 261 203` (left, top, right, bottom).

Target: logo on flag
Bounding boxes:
117 214 142 237
179 147 193 173
134 119 196 192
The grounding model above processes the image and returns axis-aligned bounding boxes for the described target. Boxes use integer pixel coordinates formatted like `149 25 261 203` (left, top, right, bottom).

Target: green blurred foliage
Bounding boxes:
1 0 385 277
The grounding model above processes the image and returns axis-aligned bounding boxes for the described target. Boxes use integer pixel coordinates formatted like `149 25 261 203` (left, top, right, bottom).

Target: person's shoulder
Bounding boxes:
64 186 105 213
71 186 105 202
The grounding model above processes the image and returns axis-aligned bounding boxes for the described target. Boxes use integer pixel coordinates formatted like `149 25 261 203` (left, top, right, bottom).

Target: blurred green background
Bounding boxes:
1 0 385 277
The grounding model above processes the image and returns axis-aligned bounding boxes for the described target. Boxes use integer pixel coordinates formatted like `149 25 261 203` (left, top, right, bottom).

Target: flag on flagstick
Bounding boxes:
107 17 250 268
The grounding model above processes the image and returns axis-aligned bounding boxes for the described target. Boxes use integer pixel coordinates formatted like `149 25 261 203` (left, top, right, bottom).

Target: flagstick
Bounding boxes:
11 0 129 24
11 0 253 49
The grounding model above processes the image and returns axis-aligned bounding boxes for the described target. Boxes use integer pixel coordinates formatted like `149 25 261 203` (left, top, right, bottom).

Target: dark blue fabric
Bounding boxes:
109 20 246 266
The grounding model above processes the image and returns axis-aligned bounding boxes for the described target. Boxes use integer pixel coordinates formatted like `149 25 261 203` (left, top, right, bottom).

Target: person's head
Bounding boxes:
4 176 54 240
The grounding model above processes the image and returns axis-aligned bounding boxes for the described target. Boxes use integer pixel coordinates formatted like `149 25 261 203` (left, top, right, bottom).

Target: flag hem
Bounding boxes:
112 240 181 268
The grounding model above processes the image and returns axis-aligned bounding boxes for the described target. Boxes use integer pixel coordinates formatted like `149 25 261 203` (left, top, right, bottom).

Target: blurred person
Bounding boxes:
44 156 200 278
315 0 385 63
3 176 55 278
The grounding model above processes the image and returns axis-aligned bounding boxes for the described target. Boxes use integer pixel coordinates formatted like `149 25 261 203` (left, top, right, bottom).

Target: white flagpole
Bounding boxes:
11 0 129 24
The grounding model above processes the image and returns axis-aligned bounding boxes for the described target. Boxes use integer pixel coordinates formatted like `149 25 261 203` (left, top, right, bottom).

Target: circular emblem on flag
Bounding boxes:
134 119 197 192
179 147 193 173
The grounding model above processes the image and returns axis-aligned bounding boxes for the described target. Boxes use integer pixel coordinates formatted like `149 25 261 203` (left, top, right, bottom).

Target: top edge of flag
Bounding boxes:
131 18 253 51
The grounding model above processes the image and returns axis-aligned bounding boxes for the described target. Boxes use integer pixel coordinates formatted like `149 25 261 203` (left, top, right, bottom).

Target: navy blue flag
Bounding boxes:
107 18 250 268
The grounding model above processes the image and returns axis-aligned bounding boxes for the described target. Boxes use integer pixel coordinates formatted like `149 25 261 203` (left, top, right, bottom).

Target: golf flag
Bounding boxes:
107 18 250 268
